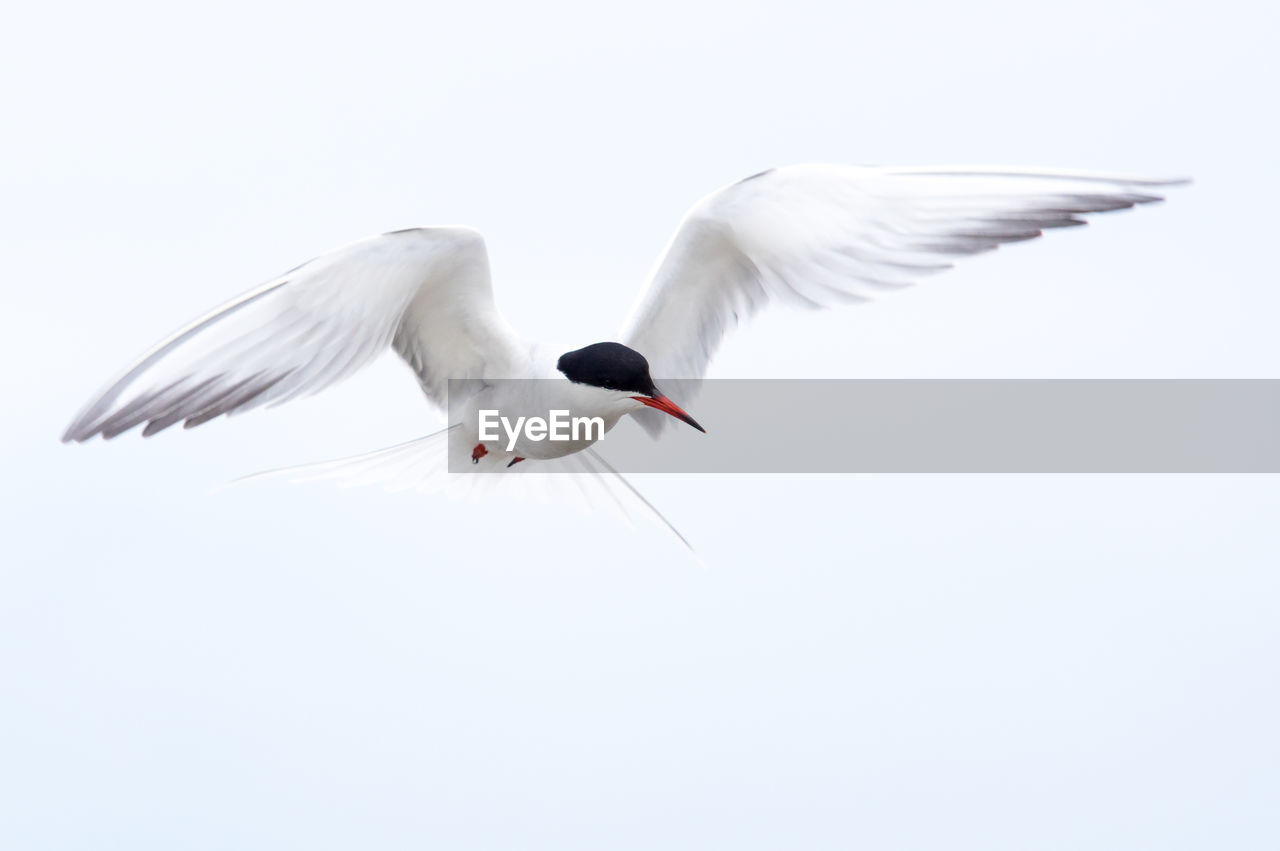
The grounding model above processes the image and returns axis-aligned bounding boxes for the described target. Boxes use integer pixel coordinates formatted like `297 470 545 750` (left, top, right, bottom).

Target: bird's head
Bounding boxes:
556 342 705 432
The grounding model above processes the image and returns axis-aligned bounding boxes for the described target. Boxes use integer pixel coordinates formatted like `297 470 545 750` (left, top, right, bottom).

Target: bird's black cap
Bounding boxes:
557 342 658 396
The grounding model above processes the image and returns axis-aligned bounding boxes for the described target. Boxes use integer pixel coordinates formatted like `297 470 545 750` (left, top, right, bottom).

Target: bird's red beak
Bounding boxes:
633 394 705 432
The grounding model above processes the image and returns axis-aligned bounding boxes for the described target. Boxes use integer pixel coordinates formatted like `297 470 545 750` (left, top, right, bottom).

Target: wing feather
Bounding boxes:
620 164 1186 435
64 227 526 442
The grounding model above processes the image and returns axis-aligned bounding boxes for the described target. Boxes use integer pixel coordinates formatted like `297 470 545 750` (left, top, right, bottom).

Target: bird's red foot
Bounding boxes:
471 443 488 464
507 456 525 468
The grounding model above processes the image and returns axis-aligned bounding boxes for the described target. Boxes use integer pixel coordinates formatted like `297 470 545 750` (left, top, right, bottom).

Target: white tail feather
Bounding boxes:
224 426 694 552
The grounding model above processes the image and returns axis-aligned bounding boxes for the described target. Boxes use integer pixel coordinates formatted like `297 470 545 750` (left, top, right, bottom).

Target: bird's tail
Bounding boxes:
227 425 694 551
231 425 462 494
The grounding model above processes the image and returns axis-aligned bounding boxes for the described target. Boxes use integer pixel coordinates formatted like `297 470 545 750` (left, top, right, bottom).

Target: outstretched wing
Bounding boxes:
63 227 526 441
620 165 1185 435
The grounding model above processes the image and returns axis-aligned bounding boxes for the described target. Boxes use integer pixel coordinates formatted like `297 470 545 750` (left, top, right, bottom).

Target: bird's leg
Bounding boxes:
471 443 488 464
506 457 525 468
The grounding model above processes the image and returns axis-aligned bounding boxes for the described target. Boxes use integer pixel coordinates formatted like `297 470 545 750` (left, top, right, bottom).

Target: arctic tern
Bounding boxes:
63 164 1183 541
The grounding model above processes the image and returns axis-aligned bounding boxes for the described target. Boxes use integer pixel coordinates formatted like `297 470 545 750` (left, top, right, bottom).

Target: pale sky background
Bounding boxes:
2 0 1278 849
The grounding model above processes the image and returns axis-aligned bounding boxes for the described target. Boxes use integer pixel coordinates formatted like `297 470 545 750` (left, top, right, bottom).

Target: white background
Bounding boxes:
2 1 1277 848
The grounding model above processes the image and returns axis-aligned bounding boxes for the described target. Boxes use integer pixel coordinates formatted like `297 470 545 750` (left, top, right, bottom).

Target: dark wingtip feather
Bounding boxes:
736 168 775 185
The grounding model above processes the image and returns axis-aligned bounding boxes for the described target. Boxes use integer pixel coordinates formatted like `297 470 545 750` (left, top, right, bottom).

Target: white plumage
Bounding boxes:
64 164 1183 545
620 165 1180 434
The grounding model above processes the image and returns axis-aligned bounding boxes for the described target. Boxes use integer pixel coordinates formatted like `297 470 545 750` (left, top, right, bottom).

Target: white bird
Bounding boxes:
63 164 1183 543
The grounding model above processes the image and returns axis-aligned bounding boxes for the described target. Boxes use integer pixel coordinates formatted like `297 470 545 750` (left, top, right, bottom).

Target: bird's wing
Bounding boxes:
620 164 1185 435
63 227 526 441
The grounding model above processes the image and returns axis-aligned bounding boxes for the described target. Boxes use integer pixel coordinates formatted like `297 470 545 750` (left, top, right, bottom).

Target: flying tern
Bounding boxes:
63 164 1183 540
